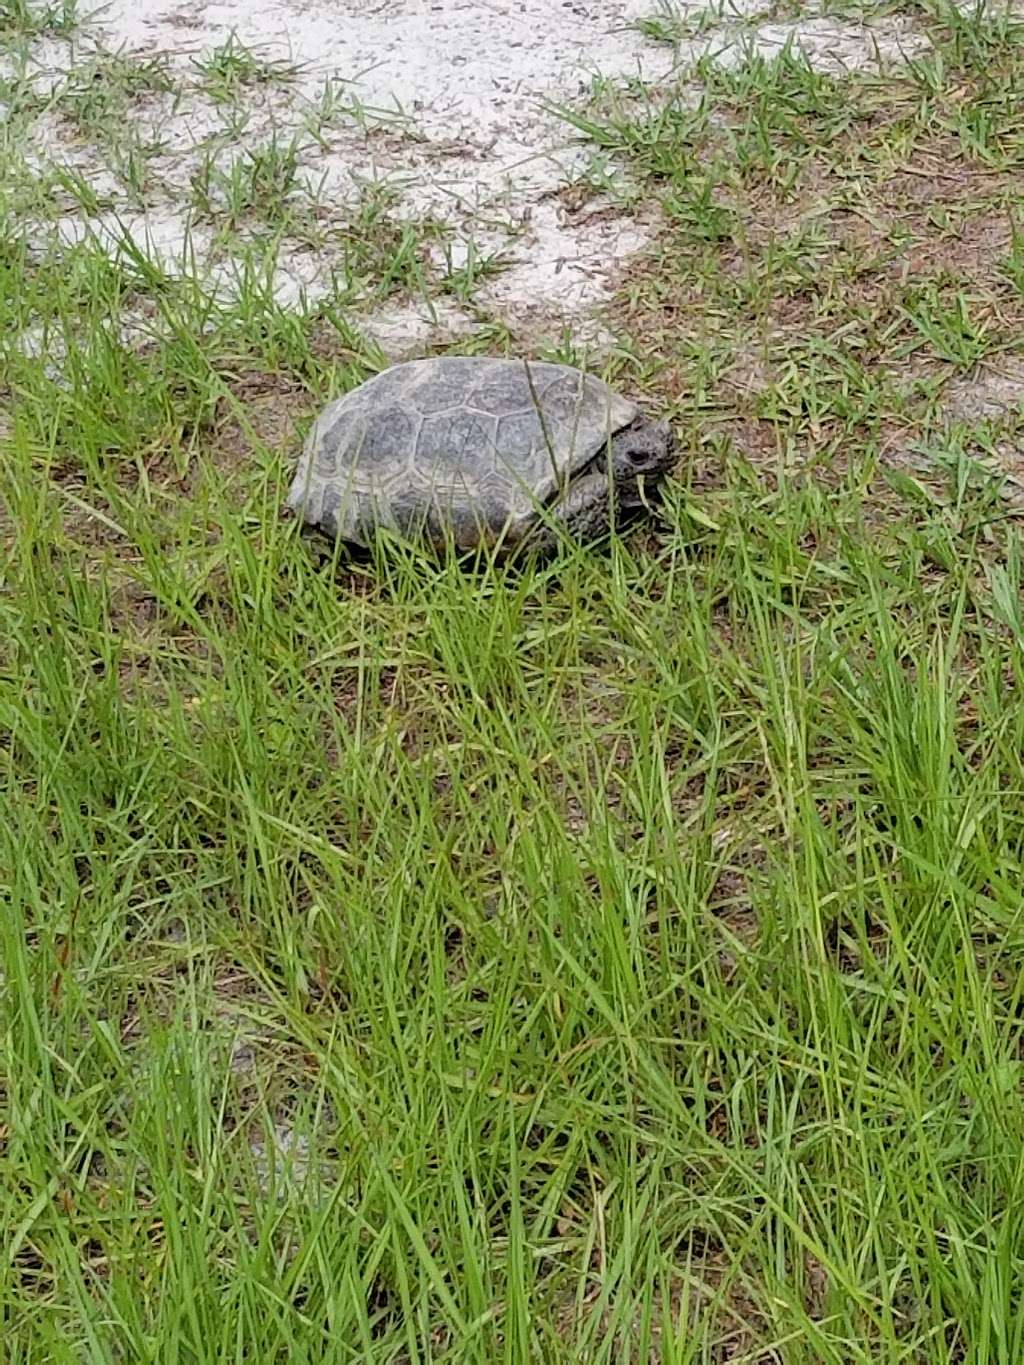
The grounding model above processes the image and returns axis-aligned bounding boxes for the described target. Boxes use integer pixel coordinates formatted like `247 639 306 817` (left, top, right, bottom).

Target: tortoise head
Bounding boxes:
607 417 676 511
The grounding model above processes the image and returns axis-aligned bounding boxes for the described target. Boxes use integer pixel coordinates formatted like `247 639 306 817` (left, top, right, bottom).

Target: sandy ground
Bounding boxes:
7 0 930 352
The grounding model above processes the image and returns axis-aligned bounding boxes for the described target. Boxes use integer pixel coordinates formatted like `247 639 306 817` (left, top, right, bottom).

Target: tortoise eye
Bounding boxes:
625 439 657 467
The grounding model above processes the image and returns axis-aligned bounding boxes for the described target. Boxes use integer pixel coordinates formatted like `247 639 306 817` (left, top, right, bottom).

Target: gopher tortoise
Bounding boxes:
286 356 675 555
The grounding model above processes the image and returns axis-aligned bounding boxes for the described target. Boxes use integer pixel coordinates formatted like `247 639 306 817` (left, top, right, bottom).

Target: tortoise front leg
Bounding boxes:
518 472 615 555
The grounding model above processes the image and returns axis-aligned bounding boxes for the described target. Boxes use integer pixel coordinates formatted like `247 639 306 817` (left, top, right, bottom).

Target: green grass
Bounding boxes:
192 31 302 105
5 4 1024 1361
189 134 306 231
0 0 77 36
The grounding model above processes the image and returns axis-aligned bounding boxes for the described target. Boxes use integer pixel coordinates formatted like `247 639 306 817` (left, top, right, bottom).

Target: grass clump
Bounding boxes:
189 134 306 232
0 0 77 36
193 31 303 105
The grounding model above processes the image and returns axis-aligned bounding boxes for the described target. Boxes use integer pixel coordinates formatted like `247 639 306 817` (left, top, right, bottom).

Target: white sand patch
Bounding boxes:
358 297 476 358
47 206 211 263
87 0 676 142
479 199 656 330
944 360 1024 422
710 14 927 72
7 0 935 351
250 1111 338 1198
